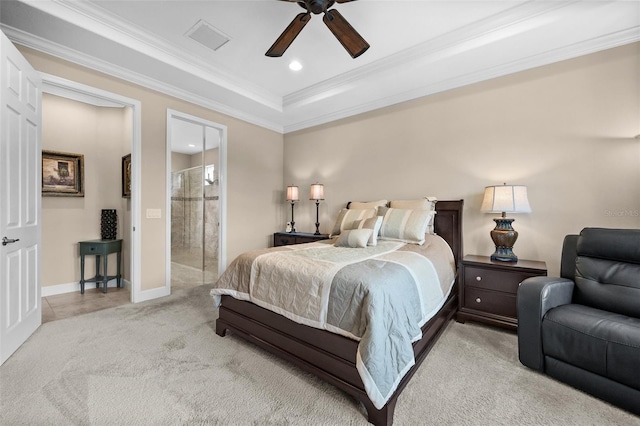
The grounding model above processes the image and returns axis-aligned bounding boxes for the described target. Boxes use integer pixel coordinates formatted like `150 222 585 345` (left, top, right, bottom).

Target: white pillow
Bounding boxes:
348 216 383 246
329 208 376 237
347 200 388 210
389 197 437 210
334 229 373 248
378 207 435 245
388 197 438 233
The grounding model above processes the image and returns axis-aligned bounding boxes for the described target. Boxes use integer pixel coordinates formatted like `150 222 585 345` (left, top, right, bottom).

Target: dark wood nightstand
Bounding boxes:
457 255 547 330
273 232 330 247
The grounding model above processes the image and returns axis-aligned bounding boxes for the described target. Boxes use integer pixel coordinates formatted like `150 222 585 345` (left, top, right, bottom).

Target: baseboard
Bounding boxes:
42 279 131 297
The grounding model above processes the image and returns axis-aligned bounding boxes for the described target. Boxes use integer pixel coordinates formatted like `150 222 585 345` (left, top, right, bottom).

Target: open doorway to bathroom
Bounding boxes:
166 110 227 291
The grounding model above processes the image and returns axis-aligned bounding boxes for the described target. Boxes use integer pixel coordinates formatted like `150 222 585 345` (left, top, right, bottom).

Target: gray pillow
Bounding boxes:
334 229 373 248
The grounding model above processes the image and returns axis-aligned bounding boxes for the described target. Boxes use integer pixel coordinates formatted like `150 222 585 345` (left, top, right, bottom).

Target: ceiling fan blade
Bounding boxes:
323 9 369 58
335 0 357 3
266 13 311 57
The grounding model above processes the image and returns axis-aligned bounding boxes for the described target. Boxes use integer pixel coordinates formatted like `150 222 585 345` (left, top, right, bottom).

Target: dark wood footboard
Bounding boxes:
215 200 463 425
216 289 457 426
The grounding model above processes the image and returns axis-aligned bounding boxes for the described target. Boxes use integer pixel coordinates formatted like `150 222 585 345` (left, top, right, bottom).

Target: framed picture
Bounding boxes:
42 150 84 197
122 153 131 198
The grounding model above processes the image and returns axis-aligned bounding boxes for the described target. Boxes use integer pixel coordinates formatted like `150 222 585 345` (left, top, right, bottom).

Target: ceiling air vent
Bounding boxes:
186 20 230 51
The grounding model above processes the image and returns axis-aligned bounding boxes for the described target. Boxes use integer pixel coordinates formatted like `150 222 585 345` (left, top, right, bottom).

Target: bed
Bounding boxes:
212 200 463 425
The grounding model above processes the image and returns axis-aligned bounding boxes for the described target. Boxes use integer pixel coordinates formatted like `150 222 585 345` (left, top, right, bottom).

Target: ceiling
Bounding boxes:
1 1 639 134
170 117 221 155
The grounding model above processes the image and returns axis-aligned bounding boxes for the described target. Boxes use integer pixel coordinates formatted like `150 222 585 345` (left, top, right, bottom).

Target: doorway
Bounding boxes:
166 110 226 290
41 74 142 303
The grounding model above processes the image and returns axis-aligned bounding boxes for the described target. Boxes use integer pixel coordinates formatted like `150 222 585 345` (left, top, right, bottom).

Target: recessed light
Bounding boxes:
188 144 196 148
289 60 302 71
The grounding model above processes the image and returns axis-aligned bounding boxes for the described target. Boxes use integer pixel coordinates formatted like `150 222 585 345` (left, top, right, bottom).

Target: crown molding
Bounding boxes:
2 24 284 133
4 0 638 135
23 0 283 112
284 0 579 109
42 77 124 108
8 18 637 135
283 26 640 133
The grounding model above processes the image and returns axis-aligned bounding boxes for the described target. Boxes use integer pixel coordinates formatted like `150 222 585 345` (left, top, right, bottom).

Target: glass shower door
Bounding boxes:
171 166 205 288
169 116 221 290
202 157 219 284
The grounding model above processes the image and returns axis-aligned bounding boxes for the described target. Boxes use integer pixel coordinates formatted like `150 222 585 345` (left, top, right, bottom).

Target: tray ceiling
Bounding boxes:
1 0 639 133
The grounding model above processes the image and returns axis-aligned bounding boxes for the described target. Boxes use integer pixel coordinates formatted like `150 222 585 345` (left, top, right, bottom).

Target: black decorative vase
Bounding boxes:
101 209 117 240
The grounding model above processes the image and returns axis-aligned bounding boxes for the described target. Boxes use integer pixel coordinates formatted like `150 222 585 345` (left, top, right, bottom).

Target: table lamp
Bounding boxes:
286 185 298 232
309 183 324 235
481 183 531 262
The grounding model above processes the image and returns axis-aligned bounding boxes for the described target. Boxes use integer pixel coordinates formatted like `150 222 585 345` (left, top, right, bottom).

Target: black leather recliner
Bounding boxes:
517 227 640 415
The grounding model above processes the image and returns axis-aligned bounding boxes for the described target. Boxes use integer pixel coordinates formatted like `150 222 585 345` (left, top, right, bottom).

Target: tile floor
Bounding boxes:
41 262 217 324
171 246 218 289
171 261 217 290
42 287 130 324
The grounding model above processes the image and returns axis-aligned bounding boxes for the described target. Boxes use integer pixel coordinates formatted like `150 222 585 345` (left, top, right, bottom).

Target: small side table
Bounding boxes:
79 239 122 294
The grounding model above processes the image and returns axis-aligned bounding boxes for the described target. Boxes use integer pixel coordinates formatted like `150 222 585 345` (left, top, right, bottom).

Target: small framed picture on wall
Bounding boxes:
42 150 84 197
122 153 131 198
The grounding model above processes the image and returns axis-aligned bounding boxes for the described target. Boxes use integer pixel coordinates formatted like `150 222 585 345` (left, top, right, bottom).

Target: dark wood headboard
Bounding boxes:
345 199 464 266
434 200 464 267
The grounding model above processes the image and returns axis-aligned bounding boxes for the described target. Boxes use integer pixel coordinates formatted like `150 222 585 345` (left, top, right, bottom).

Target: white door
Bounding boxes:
0 31 42 366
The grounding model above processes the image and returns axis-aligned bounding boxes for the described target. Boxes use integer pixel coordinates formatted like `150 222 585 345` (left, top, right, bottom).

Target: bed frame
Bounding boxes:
215 200 464 425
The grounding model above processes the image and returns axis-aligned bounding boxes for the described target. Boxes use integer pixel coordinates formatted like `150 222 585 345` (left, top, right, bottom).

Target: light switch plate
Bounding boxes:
146 208 162 219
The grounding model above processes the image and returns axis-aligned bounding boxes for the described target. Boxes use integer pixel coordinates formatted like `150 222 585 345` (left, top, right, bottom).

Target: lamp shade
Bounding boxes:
310 183 324 200
286 185 299 201
481 184 531 214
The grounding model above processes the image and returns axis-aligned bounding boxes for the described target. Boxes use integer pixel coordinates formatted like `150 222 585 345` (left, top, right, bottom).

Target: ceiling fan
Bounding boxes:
266 0 370 59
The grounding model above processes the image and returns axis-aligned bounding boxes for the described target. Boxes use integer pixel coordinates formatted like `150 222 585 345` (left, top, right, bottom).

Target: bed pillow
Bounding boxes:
348 216 383 246
347 200 388 210
389 197 438 233
330 208 376 237
389 197 437 211
378 207 435 245
334 229 373 248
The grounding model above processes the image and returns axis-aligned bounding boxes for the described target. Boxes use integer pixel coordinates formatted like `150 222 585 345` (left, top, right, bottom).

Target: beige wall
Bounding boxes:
23 41 640 287
171 152 191 173
284 43 640 276
41 94 130 287
21 46 284 292
171 149 218 172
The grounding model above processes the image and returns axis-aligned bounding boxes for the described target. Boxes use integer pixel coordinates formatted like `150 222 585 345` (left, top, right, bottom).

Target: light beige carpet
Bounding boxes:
1 285 638 425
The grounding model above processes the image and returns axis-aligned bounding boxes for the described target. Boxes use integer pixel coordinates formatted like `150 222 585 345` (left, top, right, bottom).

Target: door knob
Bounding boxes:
2 237 20 246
